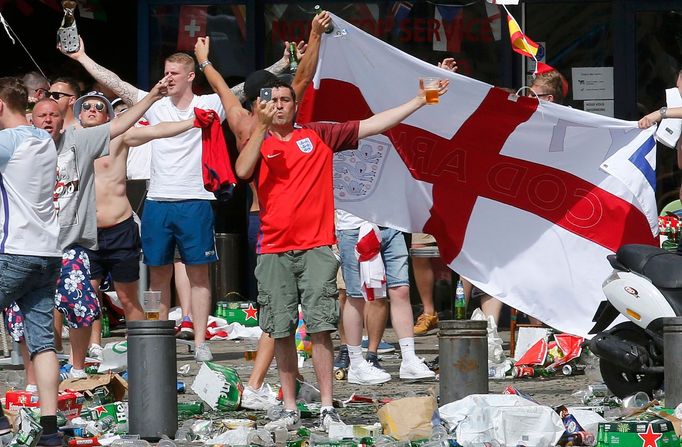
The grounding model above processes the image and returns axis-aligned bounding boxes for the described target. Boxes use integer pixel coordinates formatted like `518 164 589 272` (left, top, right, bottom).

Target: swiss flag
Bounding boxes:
177 6 207 51
299 14 658 337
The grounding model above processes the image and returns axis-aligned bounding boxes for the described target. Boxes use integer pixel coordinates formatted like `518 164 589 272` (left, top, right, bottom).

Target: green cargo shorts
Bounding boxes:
255 246 340 339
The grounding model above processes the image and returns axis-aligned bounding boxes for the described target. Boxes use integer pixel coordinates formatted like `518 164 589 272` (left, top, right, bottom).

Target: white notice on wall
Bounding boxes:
572 67 614 100
584 100 614 117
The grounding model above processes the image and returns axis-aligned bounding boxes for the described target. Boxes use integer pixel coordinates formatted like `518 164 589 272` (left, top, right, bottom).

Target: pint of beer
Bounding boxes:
420 77 441 104
143 291 161 320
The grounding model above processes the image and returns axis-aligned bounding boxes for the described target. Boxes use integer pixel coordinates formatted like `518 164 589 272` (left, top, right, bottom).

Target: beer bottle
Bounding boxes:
101 307 110 338
454 280 466 319
177 401 204 416
314 5 334 33
289 42 298 73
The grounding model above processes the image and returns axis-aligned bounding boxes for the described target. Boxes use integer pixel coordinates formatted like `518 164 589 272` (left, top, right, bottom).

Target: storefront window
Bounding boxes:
148 4 248 88
636 10 682 209
264 2 505 85
524 2 612 110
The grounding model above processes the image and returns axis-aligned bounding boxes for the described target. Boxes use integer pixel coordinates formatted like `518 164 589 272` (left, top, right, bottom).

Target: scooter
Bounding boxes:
587 244 682 398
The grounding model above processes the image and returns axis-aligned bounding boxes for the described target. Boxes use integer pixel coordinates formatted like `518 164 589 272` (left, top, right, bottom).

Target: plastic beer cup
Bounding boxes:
420 77 440 104
142 291 161 320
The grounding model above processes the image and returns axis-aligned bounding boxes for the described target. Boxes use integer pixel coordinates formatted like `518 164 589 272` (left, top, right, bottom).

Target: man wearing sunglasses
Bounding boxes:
31 80 170 379
46 77 81 128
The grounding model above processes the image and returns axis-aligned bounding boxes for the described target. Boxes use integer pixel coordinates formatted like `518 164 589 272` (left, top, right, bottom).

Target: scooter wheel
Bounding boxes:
599 322 663 398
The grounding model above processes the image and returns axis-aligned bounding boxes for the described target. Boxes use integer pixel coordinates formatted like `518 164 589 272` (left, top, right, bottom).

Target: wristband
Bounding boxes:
198 60 212 71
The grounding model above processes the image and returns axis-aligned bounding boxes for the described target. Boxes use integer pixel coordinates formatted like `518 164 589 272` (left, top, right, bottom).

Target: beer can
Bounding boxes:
561 364 585 376
68 438 101 447
512 366 535 378
176 381 185 393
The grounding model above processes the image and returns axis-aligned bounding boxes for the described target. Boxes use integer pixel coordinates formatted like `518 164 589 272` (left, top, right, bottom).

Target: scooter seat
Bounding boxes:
616 244 682 288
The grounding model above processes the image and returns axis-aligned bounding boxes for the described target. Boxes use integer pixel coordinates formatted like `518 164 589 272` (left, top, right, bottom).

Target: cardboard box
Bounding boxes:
59 372 128 402
5 390 84 420
597 419 680 447
224 301 259 327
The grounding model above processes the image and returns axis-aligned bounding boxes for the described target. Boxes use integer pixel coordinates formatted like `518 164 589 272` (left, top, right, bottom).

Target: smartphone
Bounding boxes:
260 87 272 102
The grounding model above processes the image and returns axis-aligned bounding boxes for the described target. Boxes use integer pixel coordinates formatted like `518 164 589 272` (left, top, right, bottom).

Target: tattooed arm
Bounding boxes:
59 37 141 105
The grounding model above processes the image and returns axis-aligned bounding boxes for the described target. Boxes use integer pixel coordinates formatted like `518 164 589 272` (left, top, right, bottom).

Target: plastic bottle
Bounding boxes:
289 42 298 73
174 420 194 441
101 307 111 338
454 280 466 320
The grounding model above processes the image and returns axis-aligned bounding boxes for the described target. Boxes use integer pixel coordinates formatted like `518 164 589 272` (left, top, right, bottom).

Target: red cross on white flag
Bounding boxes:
298 14 658 337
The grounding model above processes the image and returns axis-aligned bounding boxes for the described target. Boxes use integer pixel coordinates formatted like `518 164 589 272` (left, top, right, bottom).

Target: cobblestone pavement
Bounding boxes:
0 326 599 426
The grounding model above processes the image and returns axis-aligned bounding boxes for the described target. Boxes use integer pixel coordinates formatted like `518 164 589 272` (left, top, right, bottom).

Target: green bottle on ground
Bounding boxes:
101 307 110 338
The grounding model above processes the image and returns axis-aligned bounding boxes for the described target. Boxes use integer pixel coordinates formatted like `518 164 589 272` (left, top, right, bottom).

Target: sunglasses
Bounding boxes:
46 91 75 100
82 102 106 112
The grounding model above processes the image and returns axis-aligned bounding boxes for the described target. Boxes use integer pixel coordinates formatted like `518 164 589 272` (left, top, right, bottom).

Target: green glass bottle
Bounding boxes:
289 42 298 73
101 307 111 338
177 401 204 416
454 280 466 320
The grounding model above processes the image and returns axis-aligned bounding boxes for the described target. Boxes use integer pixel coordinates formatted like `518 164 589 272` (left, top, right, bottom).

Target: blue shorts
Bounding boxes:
0 254 60 358
336 227 409 298
55 246 101 328
141 199 218 266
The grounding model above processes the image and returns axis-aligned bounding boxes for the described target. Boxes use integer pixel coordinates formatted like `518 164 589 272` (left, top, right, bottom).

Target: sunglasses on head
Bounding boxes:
47 91 74 100
82 102 106 112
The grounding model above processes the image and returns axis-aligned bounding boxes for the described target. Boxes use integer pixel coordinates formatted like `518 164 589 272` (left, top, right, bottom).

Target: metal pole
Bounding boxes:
438 320 488 405
664 317 682 407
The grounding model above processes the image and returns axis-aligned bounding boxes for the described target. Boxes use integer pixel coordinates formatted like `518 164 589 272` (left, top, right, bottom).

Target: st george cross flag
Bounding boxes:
298 14 658 337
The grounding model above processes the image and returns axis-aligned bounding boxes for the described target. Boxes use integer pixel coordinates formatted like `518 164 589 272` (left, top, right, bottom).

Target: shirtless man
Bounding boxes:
194 11 331 409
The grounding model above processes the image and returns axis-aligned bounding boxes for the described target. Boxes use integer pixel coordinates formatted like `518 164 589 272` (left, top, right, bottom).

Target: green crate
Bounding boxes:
597 419 680 447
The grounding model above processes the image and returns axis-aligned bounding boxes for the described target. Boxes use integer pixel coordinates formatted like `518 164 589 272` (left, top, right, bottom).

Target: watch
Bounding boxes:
198 60 212 71
660 106 668 119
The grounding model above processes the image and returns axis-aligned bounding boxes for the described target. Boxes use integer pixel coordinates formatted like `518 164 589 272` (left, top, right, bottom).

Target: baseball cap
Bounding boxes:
73 91 114 123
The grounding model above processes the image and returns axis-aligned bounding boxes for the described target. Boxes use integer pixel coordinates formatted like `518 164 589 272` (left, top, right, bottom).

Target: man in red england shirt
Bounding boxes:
236 79 447 431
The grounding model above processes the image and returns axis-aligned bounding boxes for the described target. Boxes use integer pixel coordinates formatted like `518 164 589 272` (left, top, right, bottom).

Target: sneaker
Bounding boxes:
400 357 437 380
68 368 87 380
176 317 195 341
194 343 213 362
58 364 72 381
413 313 439 336
334 345 349 369
318 408 343 432
87 343 103 360
360 337 395 354
241 384 278 410
348 360 391 385
365 352 386 371
264 409 301 431
37 432 64 447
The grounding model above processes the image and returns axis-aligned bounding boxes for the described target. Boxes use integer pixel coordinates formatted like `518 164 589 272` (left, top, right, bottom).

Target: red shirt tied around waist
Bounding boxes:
256 121 359 254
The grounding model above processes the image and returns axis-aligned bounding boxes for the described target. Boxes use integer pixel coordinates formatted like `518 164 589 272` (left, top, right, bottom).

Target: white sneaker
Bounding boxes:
318 408 344 432
68 368 88 379
400 357 436 380
194 343 213 362
348 360 391 385
88 343 103 360
241 384 278 410
264 409 301 431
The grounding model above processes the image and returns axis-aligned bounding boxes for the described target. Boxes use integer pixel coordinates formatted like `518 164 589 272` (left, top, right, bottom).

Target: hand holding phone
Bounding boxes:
260 88 273 102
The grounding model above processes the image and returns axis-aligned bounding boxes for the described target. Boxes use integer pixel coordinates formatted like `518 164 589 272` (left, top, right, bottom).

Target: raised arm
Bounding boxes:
227 44 291 103
358 80 449 139
291 11 331 100
109 76 169 138
236 99 275 179
639 106 682 128
195 37 242 115
60 37 140 105
123 118 196 147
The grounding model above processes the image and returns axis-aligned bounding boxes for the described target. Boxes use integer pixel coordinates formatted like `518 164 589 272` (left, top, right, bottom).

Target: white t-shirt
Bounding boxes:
137 91 225 200
335 209 367 230
126 119 152 180
0 126 60 257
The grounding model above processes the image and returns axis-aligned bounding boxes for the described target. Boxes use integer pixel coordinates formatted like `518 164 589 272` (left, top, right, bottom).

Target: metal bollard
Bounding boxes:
127 320 178 441
438 320 488 404
664 317 682 407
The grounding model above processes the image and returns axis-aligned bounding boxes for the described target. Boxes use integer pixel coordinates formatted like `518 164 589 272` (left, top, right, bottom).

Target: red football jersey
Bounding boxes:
256 121 359 254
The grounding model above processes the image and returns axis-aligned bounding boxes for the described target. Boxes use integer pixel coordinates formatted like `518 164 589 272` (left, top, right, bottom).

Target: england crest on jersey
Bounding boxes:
296 137 313 153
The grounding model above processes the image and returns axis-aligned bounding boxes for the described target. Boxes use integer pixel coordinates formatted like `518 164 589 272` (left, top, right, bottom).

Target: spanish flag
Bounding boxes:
507 14 542 59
